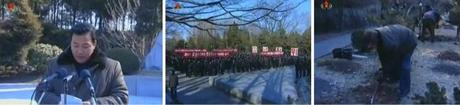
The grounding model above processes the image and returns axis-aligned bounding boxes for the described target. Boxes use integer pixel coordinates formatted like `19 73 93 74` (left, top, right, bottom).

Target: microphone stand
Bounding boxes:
36 82 50 104
89 88 97 105
62 74 73 105
63 78 68 105
81 69 97 105
86 76 97 105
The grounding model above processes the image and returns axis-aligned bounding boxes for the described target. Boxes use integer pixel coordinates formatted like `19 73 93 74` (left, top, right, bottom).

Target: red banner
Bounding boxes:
174 49 207 53
174 48 236 58
275 47 282 52
260 51 284 57
179 52 232 58
212 49 238 53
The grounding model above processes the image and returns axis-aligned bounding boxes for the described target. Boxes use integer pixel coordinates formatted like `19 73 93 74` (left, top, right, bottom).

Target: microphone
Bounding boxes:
62 71 76 105
63 72 75 82
80 69 97 105
41 68 69 83
36 68 74 104
79 69 95 92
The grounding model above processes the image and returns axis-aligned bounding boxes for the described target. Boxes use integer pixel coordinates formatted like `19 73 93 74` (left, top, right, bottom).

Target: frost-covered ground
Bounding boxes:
315 26 460 104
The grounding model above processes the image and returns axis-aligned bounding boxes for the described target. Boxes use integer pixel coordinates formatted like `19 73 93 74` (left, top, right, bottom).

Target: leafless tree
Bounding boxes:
166 0 306 34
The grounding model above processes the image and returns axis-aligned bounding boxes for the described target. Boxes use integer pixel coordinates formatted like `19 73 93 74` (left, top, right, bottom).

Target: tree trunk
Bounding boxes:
34 1 38 16
88 15 91 25
122 15 126 31
115 18 118 31
94 15 98 28
98 17 103 30
1 0 4 20
141 37 145 59
72 1 77 25
145 34 155 56
457 26 459 41
130 16 133 30
53 0 57 25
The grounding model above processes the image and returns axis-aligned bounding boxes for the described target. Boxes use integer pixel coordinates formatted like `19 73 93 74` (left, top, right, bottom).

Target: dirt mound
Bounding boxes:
434 36 458 42
419 36 458 42
431 63 460 76
349 83 399 104
437 50 460 62
317 59 362 73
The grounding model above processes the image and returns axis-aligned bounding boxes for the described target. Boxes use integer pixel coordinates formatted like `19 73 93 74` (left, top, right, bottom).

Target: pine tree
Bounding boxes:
0 0 43 65
449 0 460 39
226 23 242 49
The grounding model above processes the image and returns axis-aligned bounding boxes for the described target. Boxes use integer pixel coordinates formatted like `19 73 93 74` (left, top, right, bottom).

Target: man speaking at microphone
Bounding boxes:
34 23 129 104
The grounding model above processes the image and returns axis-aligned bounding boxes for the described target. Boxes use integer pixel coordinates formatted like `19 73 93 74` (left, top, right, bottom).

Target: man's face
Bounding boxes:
71 33 96 64
366 42 377 50
361 30 378 52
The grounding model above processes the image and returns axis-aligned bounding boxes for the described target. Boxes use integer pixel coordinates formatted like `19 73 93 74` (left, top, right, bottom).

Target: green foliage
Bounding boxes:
449 9 460 26
0 64 35 77
0 0 43 65
412 81 448 104
258 30 271 47
135 0 162 38
29 0 52 16
166 38 186 52
314 0 374 9
39 22 71 49
454 87 460 104
179 23 303 54
172 24 311 56
27 43 62 72
449 0 460 26
184 22 225 50
314 0 379 33
226 24 243 49
224 23 252 51
187 32 213 50
302 28 311 55
367 8 411 27
106 48 141 75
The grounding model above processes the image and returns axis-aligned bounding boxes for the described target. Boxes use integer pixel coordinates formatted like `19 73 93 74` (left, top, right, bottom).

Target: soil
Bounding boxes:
315 26 460 104
437 50 460 62
432 63 460 76
350 82 399 104
317 59 361 74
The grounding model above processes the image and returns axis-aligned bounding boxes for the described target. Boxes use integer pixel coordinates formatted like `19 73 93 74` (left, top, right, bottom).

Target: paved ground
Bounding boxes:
296 77 310 104
314 33 351 59
170 74 247 104
314 27 377 59
125 70 163 98
168 66 309 104
212 66 302 104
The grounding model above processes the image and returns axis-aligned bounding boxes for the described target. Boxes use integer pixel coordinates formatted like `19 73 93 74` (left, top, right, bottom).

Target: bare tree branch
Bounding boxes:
166 0 306 31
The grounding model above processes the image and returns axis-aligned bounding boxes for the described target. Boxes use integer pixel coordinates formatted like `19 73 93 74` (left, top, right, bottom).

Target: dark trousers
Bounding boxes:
400 52 412 97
